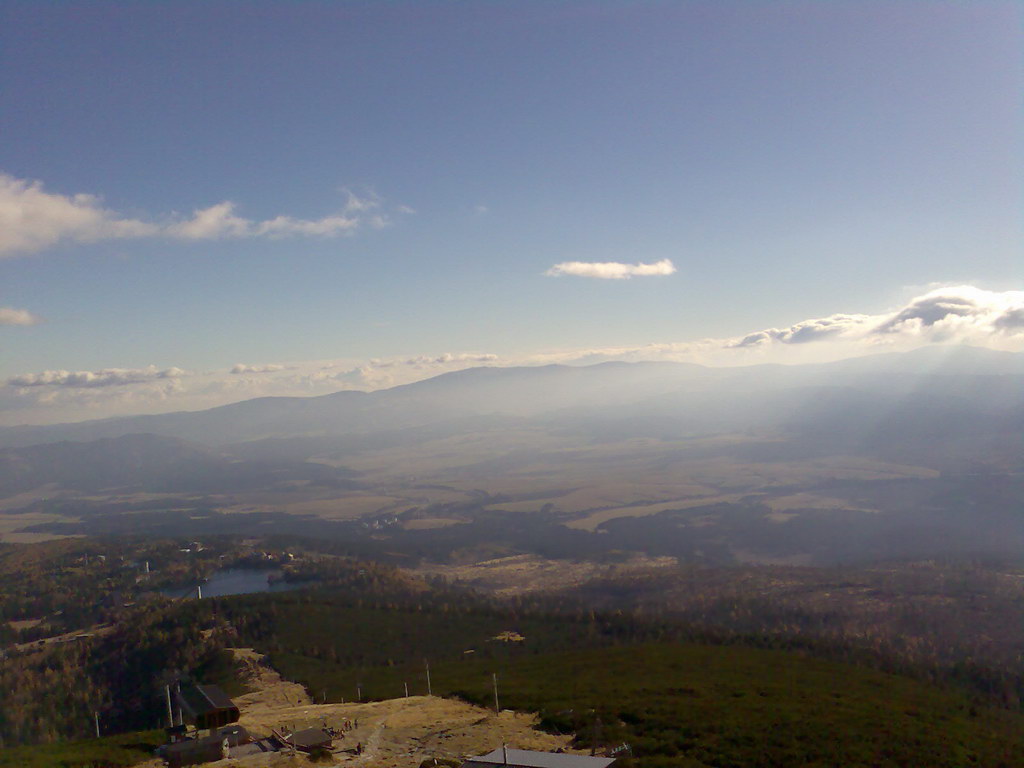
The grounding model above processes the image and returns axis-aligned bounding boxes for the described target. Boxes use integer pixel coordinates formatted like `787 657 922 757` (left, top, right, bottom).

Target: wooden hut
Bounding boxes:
286 726 335 753
175 684 240 730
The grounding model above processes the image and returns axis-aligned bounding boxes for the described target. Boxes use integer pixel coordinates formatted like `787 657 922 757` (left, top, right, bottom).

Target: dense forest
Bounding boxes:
3 536 1024 767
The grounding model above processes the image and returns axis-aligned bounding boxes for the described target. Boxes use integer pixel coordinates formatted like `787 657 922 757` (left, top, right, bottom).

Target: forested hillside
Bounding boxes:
4 543 1024 767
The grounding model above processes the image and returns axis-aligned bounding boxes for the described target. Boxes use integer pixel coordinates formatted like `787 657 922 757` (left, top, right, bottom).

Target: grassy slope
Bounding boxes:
275 644 1024 768
0 730 163 768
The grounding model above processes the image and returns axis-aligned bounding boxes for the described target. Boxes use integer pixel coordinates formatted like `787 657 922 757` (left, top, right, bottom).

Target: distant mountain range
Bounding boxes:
1 346 1021 564
0 346 1022 494
2 345 1022 451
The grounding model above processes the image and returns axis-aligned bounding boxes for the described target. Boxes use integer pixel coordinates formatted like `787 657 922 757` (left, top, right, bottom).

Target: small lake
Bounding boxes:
160 567 305 599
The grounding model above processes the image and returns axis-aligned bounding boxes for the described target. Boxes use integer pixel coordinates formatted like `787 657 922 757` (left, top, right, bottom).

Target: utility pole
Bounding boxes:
492 672 500 714
425 661 432 696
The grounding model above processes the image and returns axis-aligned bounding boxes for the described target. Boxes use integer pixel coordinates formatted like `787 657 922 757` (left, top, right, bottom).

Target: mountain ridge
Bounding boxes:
1 345 1021 450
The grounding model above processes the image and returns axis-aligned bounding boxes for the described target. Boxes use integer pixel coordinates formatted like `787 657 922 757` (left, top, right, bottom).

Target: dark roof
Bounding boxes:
464 748 616 768
287 727 334 749
178 684 237 716
197 684 236 710
163 733 225 756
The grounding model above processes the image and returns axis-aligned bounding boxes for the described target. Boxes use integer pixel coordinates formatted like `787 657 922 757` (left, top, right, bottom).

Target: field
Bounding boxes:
0 423 983 573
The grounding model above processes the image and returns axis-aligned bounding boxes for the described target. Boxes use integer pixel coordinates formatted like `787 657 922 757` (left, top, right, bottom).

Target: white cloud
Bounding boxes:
0 307 43 326
872 285 1024 338
725 286 1024 351
728 314 872 348
319 352 501 390
8 365 187 389
165 201 253 240
0 174 157 255
545 258 676 279
0 173 393 256
230 363 287 375
402 352 499 367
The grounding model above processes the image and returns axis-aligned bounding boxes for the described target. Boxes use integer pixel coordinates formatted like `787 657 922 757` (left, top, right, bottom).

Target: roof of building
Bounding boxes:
463 748 616 768
178 684 238 716
197 684 237 710
162 733 226 757
287 727 334 749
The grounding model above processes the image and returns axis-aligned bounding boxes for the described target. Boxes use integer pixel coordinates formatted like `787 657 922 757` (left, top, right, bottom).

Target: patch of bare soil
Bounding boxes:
414 552 678 596
231 648 313 710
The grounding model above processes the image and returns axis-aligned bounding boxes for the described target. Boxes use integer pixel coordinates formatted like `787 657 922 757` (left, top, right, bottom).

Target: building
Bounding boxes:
285 726 336 753
461 748 617 768
175 684 240 731
162 734 228 768
160 724 251 767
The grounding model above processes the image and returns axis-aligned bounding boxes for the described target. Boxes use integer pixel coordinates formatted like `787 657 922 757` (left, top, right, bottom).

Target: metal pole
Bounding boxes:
165 685 174 728
404 682 409 698
492 672 499 713
425 661 432 696
94 711 100 739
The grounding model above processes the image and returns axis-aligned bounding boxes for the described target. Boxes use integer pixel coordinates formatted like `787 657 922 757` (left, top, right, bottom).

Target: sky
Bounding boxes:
1 1 1021 425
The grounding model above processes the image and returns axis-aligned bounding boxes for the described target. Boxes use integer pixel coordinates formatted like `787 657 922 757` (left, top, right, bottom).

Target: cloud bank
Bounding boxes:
0 307 42 326
3 285 1023 425
726 286 1024 351
314 352 501 388
0 173 391 257
8 365 187 389
545 258 676 279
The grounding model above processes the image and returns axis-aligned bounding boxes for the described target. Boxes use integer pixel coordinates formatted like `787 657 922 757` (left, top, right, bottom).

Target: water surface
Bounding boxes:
161 567 304 599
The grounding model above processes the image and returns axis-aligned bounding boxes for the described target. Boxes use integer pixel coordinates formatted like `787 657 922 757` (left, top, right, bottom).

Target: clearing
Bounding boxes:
214 648 577 767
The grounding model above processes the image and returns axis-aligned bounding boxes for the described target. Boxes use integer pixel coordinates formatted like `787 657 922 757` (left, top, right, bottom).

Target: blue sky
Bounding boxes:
1 1 1021 424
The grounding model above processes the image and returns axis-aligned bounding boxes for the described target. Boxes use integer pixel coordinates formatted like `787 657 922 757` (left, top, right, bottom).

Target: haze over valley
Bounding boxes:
1 345 1021 568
